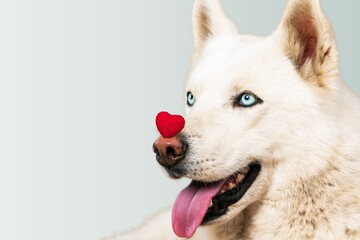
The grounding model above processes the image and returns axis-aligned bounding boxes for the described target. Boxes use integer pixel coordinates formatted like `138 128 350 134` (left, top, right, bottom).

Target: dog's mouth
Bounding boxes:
172 162 261 238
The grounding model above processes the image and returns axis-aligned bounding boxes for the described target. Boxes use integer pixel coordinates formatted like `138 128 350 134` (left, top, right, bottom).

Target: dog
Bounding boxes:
105 0 360 239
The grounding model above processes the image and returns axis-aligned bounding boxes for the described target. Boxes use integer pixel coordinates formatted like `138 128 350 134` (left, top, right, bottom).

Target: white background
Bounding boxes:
1 1 359 240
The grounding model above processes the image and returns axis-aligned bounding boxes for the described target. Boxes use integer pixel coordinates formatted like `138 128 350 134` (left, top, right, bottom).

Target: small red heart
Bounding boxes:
156 111 185 138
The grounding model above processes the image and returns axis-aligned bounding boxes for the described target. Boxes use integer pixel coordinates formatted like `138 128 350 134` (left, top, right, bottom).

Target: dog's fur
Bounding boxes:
105 0 360 239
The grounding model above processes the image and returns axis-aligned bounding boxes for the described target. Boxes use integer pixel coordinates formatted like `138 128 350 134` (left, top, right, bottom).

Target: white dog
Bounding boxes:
105 0 360 239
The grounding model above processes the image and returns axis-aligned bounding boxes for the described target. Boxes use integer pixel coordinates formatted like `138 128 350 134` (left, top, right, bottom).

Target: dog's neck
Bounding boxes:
205 153 360 240
204 213 246 240
252 160 360 239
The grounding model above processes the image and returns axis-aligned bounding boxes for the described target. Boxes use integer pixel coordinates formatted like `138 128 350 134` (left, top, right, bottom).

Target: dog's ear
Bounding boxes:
192 0 238 56
278 0 338 87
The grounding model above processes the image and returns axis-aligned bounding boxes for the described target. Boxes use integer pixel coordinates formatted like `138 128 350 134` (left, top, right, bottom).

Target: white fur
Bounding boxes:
103 209 204 240
105 0 360 239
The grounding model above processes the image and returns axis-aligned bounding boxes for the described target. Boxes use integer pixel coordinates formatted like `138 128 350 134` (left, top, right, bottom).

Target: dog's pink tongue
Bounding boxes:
172 180 225 238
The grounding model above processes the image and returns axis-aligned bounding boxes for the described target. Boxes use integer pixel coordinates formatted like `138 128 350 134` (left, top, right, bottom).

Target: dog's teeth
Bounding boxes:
220 189 226 194
236 173 245 183
228 182 236 190
239 166 249 175
209 201 213 207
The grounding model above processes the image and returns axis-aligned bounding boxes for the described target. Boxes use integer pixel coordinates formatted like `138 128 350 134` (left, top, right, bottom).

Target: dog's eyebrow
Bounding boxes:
233 85 243 92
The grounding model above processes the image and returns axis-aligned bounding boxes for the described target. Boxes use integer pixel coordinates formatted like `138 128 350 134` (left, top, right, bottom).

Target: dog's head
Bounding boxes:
153 0 340 238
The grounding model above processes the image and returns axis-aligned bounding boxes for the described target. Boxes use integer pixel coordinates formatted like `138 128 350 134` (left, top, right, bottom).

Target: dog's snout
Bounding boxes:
153 136 187 167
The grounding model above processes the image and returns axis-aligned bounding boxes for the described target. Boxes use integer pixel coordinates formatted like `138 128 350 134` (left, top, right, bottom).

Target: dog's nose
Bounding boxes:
153 136 187 167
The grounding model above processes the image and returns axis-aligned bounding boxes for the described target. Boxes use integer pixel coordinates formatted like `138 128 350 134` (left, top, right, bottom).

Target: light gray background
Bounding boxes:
1 1 359 240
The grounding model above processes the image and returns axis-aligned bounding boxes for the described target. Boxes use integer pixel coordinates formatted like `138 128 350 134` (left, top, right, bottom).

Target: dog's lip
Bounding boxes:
164 165 187 179
201 162 261 224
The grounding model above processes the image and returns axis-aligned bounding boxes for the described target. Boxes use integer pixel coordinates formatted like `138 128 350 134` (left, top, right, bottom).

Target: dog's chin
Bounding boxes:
169 162 261 226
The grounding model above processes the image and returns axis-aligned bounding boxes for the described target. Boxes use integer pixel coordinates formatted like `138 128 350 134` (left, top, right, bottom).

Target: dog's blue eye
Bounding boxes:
187 92 195 106
235 92 262 108
241 94 256 106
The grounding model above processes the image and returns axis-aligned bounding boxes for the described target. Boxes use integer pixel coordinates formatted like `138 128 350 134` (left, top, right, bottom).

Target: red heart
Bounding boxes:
156 111 185 138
